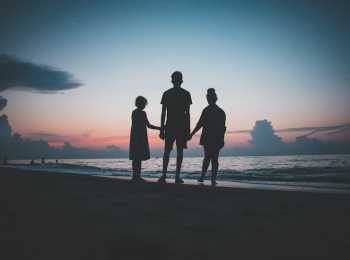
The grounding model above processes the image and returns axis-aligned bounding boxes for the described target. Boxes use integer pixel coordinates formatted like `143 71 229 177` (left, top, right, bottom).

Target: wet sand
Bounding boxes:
1 167 350 259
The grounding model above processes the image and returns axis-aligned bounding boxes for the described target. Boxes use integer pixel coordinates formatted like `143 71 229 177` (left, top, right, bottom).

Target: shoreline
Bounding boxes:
104 176 350 194
2 164 350 194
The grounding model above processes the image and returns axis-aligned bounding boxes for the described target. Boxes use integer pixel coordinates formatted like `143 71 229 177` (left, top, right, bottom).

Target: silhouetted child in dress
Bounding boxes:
129 96 161 181
189 88 226 185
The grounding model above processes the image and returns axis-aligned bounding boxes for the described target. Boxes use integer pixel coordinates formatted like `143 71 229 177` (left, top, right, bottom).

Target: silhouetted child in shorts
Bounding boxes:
190 88 226 185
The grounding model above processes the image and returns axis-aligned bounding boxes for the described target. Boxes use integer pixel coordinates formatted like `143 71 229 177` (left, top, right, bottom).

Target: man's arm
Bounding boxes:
161 104 166 129
185 104 190 136
159 104 166 139
186 92 192 139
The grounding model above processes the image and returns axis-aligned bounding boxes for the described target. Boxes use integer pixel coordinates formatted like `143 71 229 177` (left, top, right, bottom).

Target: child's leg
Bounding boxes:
199 147 211 182
211 150 220 184
132 160 141 180
132 160 137 180
136 160 142 178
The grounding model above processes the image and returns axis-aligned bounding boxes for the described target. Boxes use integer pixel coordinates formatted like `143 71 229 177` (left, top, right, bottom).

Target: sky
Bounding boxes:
0 0 349 149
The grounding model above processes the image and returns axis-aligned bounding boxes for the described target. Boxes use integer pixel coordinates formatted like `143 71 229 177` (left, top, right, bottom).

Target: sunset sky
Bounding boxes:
1 0 349 149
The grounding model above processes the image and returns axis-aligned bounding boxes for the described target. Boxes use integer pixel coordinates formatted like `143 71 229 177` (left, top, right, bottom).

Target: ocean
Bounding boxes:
5 154 350 193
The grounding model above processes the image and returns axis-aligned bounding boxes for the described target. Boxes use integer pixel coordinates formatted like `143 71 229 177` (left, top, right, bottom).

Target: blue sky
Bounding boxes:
0 0 349 147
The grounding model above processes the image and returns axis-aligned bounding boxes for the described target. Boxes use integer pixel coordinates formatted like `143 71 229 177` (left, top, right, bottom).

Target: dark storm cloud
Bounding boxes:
0 54 82 92
0 96 7 111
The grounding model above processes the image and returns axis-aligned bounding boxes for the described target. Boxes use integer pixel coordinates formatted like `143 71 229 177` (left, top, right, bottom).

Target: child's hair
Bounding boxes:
135 96 148 108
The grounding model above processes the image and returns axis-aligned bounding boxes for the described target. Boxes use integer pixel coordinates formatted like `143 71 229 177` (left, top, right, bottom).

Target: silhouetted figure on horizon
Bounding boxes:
41 157 45 164
129 96 161 181
30 159 35 165
2 155 8 165
158 71 192 184
189 88 226 185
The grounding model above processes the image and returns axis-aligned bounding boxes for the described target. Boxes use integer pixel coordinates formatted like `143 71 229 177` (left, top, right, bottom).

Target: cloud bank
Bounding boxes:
0 96 7 111
250 119 284 153
0 116 126 159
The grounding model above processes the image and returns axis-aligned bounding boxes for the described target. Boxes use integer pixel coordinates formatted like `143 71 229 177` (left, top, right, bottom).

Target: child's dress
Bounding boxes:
129 109 150 160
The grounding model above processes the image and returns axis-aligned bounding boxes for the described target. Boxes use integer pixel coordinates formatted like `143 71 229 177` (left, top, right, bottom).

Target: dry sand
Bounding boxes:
0 167 350 259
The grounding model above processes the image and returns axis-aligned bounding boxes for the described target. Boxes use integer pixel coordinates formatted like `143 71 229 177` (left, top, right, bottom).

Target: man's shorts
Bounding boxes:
164 128 188 151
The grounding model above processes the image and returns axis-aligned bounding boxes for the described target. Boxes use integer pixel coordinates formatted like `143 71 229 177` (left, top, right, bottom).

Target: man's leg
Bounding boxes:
158 137 173 183
162 148 171 176
175 146 183 182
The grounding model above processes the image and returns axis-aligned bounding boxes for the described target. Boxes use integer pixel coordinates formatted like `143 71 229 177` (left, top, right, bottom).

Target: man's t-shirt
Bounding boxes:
161 87 192 130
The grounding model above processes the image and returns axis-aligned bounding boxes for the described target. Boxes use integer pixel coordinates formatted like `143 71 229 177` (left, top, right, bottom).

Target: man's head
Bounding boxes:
171 71 183 87
206 88 217 105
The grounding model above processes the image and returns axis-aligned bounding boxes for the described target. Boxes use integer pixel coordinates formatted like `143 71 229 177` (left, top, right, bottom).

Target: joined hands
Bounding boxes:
159 127 165 140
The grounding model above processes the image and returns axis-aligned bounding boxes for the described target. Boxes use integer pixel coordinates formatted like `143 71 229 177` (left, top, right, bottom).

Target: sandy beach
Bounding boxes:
1 167 350 259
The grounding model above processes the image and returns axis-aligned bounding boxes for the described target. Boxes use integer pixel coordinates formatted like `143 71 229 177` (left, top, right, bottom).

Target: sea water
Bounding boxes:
6 154 350 193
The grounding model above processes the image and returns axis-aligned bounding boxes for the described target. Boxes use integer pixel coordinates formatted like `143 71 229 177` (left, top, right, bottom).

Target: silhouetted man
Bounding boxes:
158 71 192 184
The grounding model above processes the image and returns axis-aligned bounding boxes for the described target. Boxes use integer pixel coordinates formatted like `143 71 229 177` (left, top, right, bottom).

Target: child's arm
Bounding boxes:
145 114 161 130
189 111 204 139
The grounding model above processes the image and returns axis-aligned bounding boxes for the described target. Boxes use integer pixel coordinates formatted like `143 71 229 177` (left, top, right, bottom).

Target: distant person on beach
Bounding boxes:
129 96 161 181
158 71 192 184
189 88 226 185
2 155 8 165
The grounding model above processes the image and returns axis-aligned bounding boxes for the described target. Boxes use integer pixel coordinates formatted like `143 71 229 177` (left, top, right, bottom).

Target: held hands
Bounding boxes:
159 127 165 140
158 127 194 141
